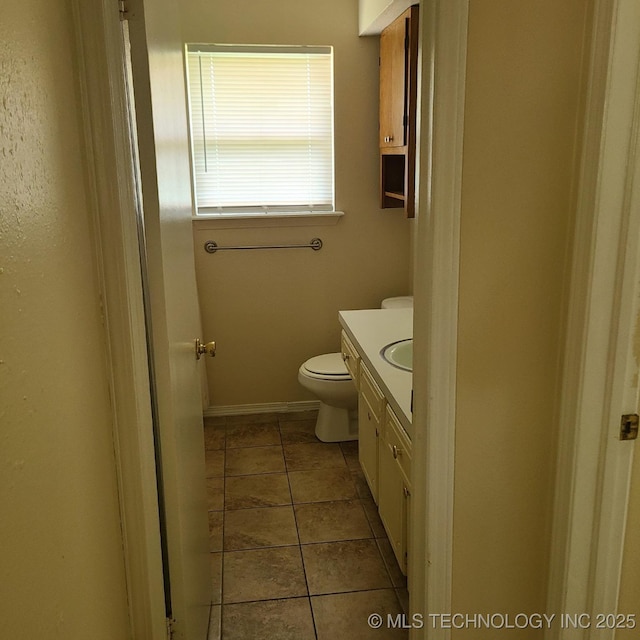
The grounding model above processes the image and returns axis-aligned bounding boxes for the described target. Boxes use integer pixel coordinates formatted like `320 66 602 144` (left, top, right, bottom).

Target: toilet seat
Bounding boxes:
301 353 351 380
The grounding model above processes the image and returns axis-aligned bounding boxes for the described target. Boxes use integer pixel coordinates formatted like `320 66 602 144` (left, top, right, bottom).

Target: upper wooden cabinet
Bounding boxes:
379 5 419 217
379 14 407 148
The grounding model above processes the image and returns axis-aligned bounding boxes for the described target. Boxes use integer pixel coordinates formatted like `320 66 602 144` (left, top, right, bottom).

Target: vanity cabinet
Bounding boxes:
379 5 419 218
358 362 385 503
346 332 412 574
378 404 412 574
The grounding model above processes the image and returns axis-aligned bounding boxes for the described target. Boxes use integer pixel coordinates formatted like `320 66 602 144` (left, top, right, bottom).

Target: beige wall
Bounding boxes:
452 0 590 630
0 1 130 637
182 0 411 407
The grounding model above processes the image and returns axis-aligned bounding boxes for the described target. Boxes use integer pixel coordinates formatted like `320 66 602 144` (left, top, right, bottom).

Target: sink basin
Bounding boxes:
380 338 413 372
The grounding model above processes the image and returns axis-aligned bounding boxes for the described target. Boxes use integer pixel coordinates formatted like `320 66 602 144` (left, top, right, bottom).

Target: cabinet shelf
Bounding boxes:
384 191 406 201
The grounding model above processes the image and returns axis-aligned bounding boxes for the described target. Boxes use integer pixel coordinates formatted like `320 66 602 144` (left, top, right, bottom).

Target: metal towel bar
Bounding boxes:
204 238 322 254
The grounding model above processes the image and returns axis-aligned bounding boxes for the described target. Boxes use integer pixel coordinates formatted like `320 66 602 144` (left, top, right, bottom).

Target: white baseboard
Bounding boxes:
204 400 320 418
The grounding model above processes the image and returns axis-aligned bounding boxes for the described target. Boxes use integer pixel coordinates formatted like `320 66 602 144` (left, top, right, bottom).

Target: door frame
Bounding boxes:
71 0 167 637
546 0 640 635
410 1 469 637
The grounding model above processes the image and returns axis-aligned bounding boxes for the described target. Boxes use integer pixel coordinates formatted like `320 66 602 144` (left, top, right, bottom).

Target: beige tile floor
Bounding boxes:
204 411 409 640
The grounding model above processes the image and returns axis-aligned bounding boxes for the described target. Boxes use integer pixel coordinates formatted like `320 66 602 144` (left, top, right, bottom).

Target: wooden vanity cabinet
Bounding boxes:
379 5 419 217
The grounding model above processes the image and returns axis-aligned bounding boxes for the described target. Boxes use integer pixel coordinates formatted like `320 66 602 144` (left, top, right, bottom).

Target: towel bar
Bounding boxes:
204 238 323 254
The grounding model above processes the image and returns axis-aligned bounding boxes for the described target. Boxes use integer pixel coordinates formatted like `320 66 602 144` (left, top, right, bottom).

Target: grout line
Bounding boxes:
281 419 319 639
222 585 399 607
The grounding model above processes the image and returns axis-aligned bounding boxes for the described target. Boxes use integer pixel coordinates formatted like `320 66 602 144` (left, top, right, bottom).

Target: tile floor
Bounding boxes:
204 411 409 640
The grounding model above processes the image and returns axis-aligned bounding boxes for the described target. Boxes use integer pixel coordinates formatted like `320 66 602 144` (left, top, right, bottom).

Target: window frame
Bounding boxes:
185 43 343 226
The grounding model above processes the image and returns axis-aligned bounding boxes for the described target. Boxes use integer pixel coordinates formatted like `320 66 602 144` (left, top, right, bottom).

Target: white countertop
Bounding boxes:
339 308 413 436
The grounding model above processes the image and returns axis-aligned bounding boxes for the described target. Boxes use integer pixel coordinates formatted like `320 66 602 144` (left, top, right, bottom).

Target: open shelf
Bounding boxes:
381 154 406 209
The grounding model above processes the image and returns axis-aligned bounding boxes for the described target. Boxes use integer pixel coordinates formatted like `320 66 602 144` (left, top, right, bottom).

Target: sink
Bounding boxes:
380 338 413 372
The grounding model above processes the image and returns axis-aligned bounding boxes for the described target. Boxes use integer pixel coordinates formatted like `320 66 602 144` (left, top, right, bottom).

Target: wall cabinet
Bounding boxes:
379 5 419 217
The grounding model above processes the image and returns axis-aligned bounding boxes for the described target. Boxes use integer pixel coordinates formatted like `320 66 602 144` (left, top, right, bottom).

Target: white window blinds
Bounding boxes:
186 45 334 214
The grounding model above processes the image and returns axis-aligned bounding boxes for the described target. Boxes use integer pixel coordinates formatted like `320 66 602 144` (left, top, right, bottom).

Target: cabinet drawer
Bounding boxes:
384 405 411 484
340 331 360 387
360 362 385 421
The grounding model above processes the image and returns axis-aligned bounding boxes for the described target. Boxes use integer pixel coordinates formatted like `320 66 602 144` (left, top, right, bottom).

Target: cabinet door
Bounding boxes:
358 392 380 503
378 434 407 571
379 12 407 149
379 407 412 574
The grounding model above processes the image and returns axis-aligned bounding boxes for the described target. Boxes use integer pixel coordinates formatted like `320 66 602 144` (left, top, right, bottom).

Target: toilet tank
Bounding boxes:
381 296 413 309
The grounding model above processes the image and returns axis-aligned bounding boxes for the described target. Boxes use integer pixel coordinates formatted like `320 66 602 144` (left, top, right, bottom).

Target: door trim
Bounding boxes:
546 0 640 635
71 0 167 636
410 1 469 638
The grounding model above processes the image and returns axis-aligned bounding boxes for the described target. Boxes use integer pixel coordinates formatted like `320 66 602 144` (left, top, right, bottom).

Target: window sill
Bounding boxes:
191 211 344 230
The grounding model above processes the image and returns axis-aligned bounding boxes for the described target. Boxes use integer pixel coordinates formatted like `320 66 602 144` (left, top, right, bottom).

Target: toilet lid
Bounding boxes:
303 353 350 377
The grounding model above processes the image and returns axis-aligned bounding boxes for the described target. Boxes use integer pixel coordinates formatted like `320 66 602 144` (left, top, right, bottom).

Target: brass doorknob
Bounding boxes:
195 338 216 360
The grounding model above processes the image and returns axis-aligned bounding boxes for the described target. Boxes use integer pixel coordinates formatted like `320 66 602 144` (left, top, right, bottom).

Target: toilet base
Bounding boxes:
314 403 358 442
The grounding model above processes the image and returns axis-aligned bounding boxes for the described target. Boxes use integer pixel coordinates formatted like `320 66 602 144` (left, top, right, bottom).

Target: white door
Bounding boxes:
125 3 211 639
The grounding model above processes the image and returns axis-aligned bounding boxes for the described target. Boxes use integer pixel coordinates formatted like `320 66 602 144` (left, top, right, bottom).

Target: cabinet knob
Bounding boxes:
342 352 350 361
384 135 394 143
403 486 411 498
392 444 399 459
368 411 372 421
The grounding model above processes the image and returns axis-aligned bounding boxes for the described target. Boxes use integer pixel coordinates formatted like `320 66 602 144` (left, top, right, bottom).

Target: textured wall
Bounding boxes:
0 1 130 636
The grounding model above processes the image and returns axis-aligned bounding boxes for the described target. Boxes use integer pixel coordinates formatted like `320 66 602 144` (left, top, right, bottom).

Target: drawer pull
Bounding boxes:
342 352 350 361
392 445 399 459
403 486 411 498
367 411 372 421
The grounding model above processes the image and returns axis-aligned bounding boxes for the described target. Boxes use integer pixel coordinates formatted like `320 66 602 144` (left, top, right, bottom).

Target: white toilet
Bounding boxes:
298 296 413 442
298 353 358 442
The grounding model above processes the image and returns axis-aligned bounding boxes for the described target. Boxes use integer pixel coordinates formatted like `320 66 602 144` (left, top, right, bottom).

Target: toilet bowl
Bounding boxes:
298 353 358 442
299 296 412 442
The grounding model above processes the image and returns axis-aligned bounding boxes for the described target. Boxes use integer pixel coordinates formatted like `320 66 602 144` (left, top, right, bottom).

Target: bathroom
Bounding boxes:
190 4 411 414
179 0 596 637
5 0 639 638
187 1 414 636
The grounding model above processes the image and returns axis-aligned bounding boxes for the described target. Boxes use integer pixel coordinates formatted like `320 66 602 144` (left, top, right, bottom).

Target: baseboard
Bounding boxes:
204 400 321 418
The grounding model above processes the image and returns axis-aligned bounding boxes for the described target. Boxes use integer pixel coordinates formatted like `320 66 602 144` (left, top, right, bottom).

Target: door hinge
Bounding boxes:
166 618 176 640
620 414 639 440
119 0 129 21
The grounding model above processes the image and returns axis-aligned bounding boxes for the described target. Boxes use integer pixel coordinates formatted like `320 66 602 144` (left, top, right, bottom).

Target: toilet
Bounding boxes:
298 296 413 442
298 353 358 442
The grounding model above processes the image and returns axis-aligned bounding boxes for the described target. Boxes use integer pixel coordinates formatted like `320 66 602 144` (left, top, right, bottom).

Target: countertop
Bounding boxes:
339 308 412 436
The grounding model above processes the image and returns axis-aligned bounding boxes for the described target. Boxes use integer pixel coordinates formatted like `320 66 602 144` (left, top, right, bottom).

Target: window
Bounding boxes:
185 44 335 217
